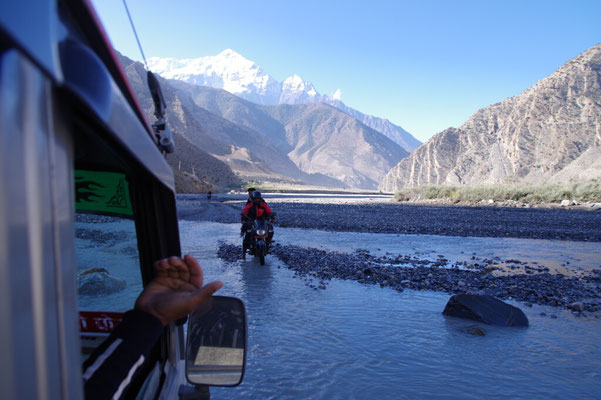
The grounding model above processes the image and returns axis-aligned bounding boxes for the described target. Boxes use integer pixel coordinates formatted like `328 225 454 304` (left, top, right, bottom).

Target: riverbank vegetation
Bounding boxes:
393 180 601 205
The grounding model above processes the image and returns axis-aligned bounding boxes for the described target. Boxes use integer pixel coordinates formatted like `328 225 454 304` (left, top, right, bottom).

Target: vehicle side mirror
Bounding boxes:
185 296 247 386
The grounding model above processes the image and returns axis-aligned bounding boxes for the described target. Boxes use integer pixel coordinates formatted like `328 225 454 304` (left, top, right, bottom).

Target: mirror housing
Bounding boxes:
185 296 247 386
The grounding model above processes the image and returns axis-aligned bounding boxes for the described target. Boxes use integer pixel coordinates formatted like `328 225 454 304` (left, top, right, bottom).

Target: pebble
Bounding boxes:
177 196 601 242
569 302 585 312
217 242 601 314
178 197 601 315
462 325 487 336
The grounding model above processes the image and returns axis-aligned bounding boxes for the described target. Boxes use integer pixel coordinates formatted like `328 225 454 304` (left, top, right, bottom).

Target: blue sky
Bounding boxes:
92 0 601 143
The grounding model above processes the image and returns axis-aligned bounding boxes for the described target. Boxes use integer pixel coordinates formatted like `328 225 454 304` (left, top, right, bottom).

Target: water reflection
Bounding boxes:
239 257 276 306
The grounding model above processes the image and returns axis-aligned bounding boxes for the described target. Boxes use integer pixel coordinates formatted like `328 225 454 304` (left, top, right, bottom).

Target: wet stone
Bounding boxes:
77 268 126 295
216 242 601 315
462 325 487 336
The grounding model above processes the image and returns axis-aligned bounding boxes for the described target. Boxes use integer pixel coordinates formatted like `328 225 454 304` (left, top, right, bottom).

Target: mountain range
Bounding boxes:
171 80 408 188
119 52 409 190
123 44 601 193
379 43 601 192
147 49 421 153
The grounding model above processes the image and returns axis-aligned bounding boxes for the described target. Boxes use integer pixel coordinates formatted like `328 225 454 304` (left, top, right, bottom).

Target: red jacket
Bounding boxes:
242 201 272 220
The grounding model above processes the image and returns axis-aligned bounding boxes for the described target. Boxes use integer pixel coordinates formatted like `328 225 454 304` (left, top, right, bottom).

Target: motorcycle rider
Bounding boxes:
245 187 274 210
245 187 256 204
241 190 275 259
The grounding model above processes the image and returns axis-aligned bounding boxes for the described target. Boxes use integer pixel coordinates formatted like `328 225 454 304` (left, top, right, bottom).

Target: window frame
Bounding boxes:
71 110 183 398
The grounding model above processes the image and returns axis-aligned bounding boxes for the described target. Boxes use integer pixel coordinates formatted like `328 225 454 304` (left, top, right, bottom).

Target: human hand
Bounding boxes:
134 255 223 326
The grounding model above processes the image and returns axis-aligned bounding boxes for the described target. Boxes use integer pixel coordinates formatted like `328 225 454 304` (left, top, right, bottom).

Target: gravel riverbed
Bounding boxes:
217 243 601 313
178 194 601 314
178 194 601 241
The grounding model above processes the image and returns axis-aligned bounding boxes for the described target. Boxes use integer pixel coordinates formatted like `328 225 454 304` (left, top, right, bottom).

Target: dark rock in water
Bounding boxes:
443 294 529 326
78 268 126 295
462 325 487 336
79 267 110 276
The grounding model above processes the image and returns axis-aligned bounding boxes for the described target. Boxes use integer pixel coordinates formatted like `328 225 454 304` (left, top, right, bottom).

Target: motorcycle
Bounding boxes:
242 215 275 265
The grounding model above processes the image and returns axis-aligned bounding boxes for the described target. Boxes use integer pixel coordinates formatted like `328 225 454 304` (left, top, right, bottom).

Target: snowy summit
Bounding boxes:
147 49 280 105
145 49 420 152
146 49 336 106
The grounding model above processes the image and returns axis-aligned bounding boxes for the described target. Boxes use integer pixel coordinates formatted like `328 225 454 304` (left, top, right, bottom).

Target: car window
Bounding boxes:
75 169 143 362
74 169 141 312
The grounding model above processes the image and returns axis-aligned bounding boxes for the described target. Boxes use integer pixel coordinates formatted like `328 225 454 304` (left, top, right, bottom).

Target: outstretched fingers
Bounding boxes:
153 258 170 278
169 256 190 281
138 255 225 325
183 254 224 308
188 280 224 310
160 255 224 306
184 254 204 288
153 256 194 288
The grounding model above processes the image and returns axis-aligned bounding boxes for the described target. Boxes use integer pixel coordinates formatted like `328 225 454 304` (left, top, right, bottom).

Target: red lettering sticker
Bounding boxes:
79 311 125 333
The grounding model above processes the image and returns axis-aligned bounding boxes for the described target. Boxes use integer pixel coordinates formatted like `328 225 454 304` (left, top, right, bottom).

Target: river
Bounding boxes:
179 219 601 399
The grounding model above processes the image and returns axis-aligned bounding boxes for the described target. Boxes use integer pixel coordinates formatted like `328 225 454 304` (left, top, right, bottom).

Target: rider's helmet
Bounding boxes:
252 190 262 203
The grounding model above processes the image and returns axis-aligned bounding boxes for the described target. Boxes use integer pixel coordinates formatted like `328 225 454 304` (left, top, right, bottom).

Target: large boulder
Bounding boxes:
443 294 529 327
78 268 126 295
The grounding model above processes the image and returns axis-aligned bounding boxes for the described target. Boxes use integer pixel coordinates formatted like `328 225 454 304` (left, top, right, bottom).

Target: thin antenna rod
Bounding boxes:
122 0 148 70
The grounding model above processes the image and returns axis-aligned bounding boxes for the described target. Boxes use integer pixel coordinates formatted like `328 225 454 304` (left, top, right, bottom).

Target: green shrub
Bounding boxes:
393 180 601 204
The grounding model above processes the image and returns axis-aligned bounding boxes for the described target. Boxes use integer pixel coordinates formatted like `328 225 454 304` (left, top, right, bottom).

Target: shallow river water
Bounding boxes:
179 220 601 400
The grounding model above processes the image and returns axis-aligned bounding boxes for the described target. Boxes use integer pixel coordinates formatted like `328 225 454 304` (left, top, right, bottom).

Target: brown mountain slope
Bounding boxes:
183 85 408 189
264 102 408 188
120 52 408 189
118 52 243 191
124 56 341 187
380 43 601 192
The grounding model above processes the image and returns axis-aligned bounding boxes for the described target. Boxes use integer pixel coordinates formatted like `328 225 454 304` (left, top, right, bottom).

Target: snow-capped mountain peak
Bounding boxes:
217 48 243 58
147 49 281 105
331 89 342 101
280 74 320 104
283 74 304 85
147 50 329 106
145 49 420 150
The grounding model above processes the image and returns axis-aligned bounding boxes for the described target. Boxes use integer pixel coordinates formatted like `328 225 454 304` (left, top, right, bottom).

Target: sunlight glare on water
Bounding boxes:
179 220 601 399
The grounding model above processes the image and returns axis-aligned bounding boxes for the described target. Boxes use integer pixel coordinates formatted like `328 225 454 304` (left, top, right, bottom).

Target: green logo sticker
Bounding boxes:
75 170 133 217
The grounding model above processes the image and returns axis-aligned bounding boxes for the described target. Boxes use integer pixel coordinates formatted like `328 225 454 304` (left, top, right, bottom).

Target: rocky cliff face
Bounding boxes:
380 44 601 192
